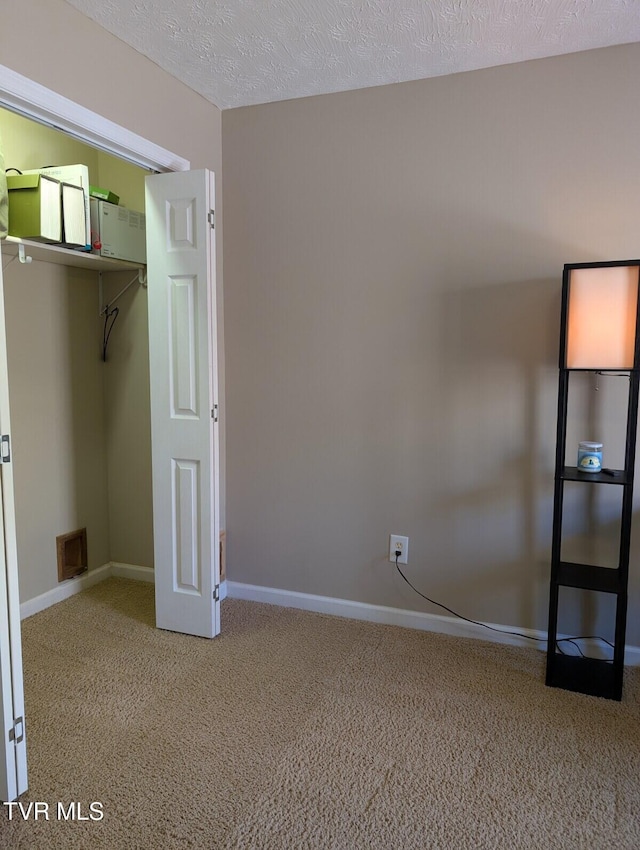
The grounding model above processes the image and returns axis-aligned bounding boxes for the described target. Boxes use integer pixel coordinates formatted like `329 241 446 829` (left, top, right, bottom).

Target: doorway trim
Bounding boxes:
0 63 190 173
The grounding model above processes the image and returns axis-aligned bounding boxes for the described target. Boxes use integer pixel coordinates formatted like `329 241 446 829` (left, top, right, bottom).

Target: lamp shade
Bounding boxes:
565 264 640 370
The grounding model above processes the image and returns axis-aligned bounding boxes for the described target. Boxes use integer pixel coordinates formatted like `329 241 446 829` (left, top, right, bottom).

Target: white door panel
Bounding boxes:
0 243 27 801
146 170 220 639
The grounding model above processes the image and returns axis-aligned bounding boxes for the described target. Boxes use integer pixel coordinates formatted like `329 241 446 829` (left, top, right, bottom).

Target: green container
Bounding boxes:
7 173 61 243
90 185 120 205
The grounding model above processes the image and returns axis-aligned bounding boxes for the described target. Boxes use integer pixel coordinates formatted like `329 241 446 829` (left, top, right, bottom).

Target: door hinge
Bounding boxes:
213 585 220 602
211 404 218 423
208 210 215 229
0 434 10 464
9 716 24 745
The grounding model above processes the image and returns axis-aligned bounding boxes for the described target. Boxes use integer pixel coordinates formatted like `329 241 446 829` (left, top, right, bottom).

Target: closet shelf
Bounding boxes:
1 236 144 272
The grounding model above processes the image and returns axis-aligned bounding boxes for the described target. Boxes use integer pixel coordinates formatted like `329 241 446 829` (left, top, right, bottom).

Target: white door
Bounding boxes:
146 169 220 639
0 247 28 801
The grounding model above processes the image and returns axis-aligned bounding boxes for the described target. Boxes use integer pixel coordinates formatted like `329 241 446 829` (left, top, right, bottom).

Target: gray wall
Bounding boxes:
3 260 110 602
222 44 640 642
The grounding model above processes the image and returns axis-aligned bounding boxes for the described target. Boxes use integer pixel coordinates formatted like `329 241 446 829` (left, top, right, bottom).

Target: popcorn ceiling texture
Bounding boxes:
63 0 640 109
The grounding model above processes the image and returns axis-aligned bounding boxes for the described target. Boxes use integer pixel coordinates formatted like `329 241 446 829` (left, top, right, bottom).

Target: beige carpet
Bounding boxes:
1 577 640 849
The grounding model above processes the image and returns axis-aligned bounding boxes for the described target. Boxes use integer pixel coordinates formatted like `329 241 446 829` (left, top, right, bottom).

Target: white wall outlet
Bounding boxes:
389 534 409 565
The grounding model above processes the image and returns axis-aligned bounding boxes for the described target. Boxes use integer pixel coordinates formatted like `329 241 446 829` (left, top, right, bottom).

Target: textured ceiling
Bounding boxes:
63 0 640 109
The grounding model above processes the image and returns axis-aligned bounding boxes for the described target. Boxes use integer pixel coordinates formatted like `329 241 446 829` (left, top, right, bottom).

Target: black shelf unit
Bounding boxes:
546 260 640 701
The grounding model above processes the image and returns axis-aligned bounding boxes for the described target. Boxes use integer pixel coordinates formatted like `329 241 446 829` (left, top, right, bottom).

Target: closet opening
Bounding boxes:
1 103 152 612
0 64 194 800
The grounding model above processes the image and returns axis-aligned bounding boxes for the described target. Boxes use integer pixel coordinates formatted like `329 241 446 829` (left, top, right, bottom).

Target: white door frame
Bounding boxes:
0 256 26 802
0 64 190 173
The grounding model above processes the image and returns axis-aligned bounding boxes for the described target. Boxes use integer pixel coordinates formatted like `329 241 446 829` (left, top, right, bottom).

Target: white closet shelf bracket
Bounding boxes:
99 267 147 317
18 244 32 264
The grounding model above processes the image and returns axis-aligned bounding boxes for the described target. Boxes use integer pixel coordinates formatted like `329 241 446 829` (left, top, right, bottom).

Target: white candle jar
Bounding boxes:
577 441 603 473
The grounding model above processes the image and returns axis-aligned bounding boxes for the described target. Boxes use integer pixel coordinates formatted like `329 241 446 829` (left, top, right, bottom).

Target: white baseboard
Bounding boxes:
227 581 640 666
20 564 229 620
20 563 113 620
23 569 637 666
110 562 155 583
625 645 640 665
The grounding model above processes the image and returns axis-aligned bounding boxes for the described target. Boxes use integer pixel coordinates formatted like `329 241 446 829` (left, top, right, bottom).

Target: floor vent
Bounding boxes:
56 528 88 582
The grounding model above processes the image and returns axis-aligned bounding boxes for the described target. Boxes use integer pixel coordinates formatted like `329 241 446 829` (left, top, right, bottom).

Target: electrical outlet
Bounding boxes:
389 534 409 565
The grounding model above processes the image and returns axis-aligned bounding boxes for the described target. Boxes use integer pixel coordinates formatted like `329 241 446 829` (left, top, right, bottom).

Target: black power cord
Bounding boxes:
394 553 614 657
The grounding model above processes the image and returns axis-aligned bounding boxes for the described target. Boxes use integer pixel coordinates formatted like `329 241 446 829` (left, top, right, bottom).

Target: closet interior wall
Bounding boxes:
0 107 151 604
